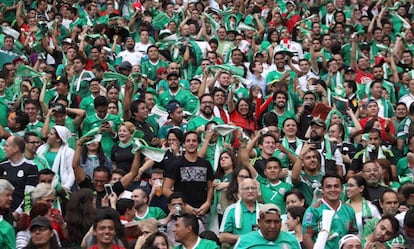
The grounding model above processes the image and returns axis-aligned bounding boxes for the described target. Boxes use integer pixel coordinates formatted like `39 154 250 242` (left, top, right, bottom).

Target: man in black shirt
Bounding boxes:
0 136 38 211
163 131 214 227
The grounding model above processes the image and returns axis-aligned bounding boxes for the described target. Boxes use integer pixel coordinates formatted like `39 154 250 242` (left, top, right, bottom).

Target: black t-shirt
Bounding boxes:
154 149 182 173
0 160 38 211
130 119 156 145
111 144 134 173
350 148 396 172
166 156 214 208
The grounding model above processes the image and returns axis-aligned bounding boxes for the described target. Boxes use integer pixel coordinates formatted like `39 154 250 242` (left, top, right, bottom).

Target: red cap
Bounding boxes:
157 67 167 75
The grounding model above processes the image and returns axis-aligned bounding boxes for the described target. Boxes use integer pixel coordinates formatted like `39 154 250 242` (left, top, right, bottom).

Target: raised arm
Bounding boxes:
66 107 86 128
72 141 87 184
120 150 141 189
123 79 134 121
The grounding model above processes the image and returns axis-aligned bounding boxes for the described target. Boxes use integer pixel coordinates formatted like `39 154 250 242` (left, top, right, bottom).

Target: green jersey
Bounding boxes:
158 88 200 115
0 217 15 249
303 200 358 249
0 95 8 127
187 116 224 131
174 238 219 249
396 157 414 184
257 175 292 214
133 206 167 221
26 155 50 171
25 121 44 138
362 218 406 249
141 59 169 81
294 172 324 206
234 230 301 249
79 95 96 117
82 113 122 156
158 122 188 139
146 114 160 136
271 110 296 131
70 70 94 99
220 201 259 237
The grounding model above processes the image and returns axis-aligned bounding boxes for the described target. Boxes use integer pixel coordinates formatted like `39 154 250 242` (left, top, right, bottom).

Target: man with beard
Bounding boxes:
234 203 301 249
371 66 396 104
117 36 143 67
348 129 396 181
187 94 224 132
266 51 296 90
131 187 167 221
158 72 199 115
0 179 15 248
361 161 391 205
271 90 296 131
296 119 344 176
303 174 358 249
158 62 190 93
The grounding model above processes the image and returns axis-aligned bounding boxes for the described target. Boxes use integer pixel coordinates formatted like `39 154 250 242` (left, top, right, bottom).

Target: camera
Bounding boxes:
53 103 66 113
304 102 314 112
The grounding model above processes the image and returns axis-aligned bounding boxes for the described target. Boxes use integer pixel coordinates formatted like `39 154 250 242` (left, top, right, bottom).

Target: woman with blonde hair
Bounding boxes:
111 121 137 172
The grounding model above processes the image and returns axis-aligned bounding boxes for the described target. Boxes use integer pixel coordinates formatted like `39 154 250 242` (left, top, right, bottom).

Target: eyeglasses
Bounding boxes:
240 186 257 191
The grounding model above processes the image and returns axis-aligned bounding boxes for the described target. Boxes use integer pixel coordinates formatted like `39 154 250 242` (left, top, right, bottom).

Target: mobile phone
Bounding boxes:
309 141 322 150
104 184 113 195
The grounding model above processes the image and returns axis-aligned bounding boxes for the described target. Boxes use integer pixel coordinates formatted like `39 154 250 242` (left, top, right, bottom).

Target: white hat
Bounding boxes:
338 234 361 249
53 125 71 145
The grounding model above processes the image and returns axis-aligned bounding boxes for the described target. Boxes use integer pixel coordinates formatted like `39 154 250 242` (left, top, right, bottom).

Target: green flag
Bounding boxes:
16 64 43 78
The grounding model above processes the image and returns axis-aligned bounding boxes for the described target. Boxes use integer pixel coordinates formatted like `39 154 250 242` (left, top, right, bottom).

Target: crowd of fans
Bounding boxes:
3 0 414 248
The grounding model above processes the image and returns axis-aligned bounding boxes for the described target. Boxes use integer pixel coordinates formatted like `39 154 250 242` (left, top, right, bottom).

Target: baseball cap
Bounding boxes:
364 99 378 108
54 77 69 85
62 38 73 45
166 101 181 114
310 118 326 128
344 67 355 74
259 203 280 215
157 67 168 75
119 61 132 71
29 216 52 230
